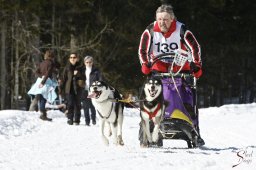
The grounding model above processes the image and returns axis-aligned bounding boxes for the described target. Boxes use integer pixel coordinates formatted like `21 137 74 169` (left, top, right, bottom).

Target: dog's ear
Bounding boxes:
98 81 109 89
101 81 115 91
109 86 115 91
113 88 122 99
144 77 151 84
153 76 161 82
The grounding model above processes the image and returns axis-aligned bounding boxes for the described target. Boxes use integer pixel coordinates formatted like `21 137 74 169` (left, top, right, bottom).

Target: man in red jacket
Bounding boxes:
138 4 202 78
138 2 204 146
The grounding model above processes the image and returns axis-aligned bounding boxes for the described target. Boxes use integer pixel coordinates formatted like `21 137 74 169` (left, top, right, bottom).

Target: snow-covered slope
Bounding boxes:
0 103 255 170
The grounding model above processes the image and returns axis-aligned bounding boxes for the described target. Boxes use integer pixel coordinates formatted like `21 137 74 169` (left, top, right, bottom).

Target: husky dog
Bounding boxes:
89 81 124 146
140 77 166 147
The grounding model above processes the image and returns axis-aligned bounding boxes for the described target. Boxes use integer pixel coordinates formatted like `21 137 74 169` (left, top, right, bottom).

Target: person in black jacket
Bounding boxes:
61 53 85 125
81 56 103 126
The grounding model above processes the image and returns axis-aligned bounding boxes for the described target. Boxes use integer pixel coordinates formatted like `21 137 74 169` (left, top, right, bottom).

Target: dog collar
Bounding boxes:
142 103 161 120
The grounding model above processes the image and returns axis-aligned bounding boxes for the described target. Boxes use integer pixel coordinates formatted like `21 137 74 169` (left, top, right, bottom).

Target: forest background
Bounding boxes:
0 0 255 110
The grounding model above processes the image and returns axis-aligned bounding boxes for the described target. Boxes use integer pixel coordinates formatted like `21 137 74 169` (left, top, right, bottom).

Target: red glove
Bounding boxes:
193 69 202 78
141 64 151 75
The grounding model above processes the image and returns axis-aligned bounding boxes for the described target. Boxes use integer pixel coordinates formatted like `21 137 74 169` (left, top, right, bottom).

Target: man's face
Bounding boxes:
156 12 173 33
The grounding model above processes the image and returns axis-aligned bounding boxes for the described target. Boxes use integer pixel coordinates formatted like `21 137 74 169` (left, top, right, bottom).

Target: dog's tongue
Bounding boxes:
87 92 96 98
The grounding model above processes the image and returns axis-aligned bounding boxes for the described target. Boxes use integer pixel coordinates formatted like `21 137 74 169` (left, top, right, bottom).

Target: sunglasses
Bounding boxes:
70 57 77 59
85 61 92 64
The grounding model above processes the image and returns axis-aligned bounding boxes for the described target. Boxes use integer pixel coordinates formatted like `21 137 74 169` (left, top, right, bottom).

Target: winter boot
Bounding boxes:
67 119 73 125
39 111 52 121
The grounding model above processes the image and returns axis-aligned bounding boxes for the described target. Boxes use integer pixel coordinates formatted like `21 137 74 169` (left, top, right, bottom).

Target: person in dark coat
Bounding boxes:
61 53 85 125
81 56 103 126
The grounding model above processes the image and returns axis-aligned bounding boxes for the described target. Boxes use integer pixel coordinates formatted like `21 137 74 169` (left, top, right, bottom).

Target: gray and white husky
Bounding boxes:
89 81 124 146
140 77 166 147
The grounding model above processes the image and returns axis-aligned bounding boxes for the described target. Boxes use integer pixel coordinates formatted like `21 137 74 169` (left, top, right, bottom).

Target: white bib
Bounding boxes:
151 21 182 62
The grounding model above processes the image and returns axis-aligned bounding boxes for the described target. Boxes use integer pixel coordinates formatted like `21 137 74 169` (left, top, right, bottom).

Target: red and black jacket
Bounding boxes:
138 20 202 78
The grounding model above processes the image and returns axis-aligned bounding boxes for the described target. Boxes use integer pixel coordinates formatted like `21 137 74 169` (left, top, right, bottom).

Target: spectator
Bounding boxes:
81 56 103 126
61 53 85 125
28 50 58 121
28 53 61 113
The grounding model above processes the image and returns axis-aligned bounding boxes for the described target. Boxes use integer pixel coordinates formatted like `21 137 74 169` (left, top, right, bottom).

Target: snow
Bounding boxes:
0 104 256 170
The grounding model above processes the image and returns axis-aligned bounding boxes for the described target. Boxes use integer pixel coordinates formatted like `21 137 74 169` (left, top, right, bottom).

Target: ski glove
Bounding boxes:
141 63 151 75
190 62 200 73
190 62 202 78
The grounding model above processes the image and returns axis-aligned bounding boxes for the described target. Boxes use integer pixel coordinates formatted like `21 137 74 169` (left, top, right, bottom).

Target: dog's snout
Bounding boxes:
93 87 98 91
151 85 155 90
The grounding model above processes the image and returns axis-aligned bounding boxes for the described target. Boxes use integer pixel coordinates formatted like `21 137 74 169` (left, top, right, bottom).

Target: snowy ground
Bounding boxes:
0 103 255 170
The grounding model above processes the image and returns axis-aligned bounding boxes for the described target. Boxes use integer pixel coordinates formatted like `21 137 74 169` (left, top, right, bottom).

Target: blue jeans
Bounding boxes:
39 94 47 112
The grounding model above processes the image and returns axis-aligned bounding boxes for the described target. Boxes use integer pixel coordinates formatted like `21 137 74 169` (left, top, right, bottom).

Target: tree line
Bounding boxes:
0 0 255 110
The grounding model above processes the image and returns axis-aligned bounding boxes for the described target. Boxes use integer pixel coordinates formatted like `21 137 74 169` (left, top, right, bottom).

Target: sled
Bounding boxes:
139 49 204 148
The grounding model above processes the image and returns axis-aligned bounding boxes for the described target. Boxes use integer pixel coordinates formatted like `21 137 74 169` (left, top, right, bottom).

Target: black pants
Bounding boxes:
82 97 96 125
66 93 81 123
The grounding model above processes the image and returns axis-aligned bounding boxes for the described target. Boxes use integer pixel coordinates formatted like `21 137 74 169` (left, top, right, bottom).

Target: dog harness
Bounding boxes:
142 103 162 120
96 102 114 119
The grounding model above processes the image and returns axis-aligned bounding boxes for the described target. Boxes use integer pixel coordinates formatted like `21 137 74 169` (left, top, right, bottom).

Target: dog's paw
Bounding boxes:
147 136 153 143
152 132 159 142
140 142 149 148
152 128 160 142
117 135 124 146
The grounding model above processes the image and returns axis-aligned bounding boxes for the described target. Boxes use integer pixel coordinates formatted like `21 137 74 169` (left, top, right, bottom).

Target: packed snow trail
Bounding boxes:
0 104 256 170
